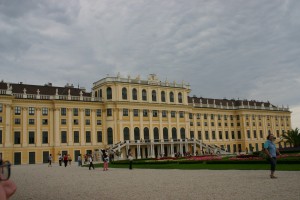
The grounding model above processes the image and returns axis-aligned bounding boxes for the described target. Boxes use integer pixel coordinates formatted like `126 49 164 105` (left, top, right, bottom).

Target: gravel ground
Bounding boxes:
10 163 300 200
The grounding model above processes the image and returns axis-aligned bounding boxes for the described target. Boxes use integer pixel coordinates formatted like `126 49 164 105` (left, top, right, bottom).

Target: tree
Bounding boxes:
281 128 300 147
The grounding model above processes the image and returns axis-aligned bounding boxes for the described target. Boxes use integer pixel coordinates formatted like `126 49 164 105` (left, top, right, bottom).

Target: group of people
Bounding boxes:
57 154 73 167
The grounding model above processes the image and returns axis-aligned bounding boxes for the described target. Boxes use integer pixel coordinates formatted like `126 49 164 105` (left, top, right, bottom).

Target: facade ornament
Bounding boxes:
23 88 27 94
37 89 40 95
55 89 58 95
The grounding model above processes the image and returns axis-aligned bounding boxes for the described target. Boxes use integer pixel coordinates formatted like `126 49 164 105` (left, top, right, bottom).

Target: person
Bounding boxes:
68 154 72 166
88 155 94 170
58 154 62 166
264 133 281 179
128 150 133 170
103 151 109 171
0 161 17 200
77 154 82 167
48 154 52 167
63 154 68 167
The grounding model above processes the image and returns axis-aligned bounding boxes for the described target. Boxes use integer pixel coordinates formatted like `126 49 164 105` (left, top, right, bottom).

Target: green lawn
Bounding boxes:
92 162 300 171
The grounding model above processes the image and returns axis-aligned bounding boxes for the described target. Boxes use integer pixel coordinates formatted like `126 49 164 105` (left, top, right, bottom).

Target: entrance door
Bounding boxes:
43 151 49 163
29 152 35 164
74 150 80 162
14 152 21 165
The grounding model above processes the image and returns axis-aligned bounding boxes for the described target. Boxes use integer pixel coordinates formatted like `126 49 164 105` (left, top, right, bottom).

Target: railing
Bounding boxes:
189 103 289 111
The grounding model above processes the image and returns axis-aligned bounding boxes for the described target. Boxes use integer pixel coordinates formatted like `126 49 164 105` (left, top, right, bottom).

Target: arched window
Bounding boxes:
170 92 174 102
107 87 112 100
99 89 102 98
144 127 149 141
152 90 157 101
178 92 183 103
161 91 166 102
107 127 113 144
123 127 130 141
95 91 98 98
180 128 185 140
163 127 168 141
172 127 177 140
142 89 147 101
134 127 140 141
132 88 137 100
122 87 127 100
154 127 159 141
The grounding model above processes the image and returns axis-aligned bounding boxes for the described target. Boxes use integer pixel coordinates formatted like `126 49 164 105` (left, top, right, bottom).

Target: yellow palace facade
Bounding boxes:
0 74 291 164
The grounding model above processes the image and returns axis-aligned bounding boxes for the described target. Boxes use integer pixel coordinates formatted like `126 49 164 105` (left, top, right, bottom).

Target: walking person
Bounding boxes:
78 154 82 167
58 154 62 166
264 133 281 179
68 154 72 166
128 150 133 170
63 154 68 167
48 154 52 167
89 155 94 170
103 151 109 171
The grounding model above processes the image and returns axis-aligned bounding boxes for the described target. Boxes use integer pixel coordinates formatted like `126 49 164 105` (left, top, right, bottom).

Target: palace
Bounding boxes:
0 74 291 164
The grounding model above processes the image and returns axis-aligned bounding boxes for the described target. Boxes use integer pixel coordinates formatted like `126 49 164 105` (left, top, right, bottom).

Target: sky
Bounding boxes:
0 0 299 128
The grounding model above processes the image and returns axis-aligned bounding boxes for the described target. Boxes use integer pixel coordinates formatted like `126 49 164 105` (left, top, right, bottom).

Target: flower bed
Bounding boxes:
188 155 222 161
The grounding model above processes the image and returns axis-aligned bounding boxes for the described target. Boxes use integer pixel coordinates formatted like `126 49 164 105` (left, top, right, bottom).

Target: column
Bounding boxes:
22 107 28 147
54 108 60 146
36 108 41 147
91 109 96 145
68 108 73 145
5 104 12 147
80 108 85 145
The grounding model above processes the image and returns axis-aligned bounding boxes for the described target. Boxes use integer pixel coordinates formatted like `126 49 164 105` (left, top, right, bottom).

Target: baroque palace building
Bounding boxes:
0 74 291 164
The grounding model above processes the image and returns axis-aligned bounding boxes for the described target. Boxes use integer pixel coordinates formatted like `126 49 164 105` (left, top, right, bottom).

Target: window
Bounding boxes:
254 130 257 138
218 115 221 120
123 109 129 117
122 87 127 100
143 110 148 117
97 131 102 142
247 130 251 139
260 130 263 138
170 92 174 102
189 113 193 119
224 115 227 120
133 109 139 117
218 122 221 126
224 123 228 127
204 114 207 119
190 122 193 126
42 119 48 125
162 110 167 118
161 91 166 102
42 108 48 116
0 130 2 144
61 131 67 143
85 109 90 116
123 127 129 141
219 131 222 140
29 107 35 115
171 111 175 118
74 131 79 143
211 122 214 126
99 89 102 98
211 114 214 120
61 108 66 116
163 128 168 141
204 122 208 126
86 131 91 143
225 131 229 139
74 119 79 125
197 113 200 119
29 131 35 144
15 106 21 115
42 131 48 144
132 88 138 100
231 131 235 139
153 110 158 117
0 117 2 123
97 120 101 125
0 104 2 112
205 131 209 140
198 131 202 140
29 119 35 125
212 131 216 139
152 90 157 101
73 108 78 116
236 115 240 120
107 87 112 100
107 109 112 117
237 122 240 126
237 131 241 139
230 115 233 120
178 92 182 103
197 122 200 126
15 118 21 125
96 109 101 117
179 111 184 118
86 119 90 125
142 89 147 101
14 131 21 144
61 119 67 125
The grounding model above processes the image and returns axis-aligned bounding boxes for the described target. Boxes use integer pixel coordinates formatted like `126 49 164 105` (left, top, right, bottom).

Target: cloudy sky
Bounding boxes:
0 0 299 128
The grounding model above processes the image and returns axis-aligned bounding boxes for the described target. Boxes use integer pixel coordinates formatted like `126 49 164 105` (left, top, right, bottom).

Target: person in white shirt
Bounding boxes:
88 155 94 170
